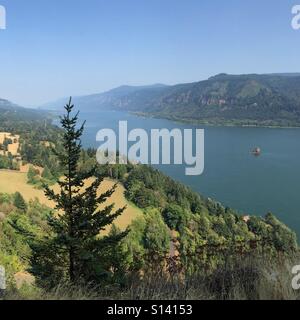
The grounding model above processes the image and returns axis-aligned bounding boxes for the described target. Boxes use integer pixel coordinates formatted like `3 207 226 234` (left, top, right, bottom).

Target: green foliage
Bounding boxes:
0 101 62 180
122 217 147 271
162 204 185 230
1 95 299 298
0 155 18 170
142 209 171 255
121 164 298 274
27 165 56 189
26 99 128 287
76 73 300 127
13 192 27 212
264 213 298 252
41 165 53 181
0 194 51 287
125 165 204 212
27 166 39 184
120 209 171 272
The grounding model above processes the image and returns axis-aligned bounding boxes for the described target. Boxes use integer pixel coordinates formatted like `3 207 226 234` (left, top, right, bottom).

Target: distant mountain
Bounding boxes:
0 98 46 122
40 74 300 126
0 98 22 110
39 84 169 111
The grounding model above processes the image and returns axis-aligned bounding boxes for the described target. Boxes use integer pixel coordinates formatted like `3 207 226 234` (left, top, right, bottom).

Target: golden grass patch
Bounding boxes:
0 170 142 232
0 132 20 157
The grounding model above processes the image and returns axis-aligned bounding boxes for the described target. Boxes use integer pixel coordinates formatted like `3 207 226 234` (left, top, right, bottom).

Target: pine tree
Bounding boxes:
27 165 38 184
30 98 128 285
13 192 27 212
41 165 53 181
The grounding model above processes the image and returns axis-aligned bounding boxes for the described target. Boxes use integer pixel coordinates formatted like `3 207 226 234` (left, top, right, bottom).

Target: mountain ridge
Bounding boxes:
0 98 22 110
39 84 169 111
40 73 300 127
0 98 47 122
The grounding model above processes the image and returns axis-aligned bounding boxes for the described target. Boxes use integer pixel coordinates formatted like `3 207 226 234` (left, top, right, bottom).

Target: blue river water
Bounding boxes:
75 110 300 239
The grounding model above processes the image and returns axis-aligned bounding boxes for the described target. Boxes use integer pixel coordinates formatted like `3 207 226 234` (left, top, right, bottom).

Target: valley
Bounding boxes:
0 101 298 300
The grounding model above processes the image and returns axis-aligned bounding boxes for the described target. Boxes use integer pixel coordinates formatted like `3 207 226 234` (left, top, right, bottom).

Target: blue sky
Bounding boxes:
0 0 299 106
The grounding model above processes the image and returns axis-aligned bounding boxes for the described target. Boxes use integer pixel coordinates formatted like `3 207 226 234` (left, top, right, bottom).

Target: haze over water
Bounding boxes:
79 111 300 239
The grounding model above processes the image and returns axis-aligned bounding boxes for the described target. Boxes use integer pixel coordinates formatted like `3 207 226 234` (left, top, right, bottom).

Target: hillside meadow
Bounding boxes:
0 170 142 232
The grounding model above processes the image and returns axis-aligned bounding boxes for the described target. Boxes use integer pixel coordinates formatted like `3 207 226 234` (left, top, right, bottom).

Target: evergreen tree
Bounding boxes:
41 165 53 181
29 98 128 286
13 192 27 212
27 165 39 184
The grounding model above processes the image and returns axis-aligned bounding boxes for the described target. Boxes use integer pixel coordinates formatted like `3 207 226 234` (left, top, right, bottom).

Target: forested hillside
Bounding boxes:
42 73 300 127
0 98 48 128
0 104 299 300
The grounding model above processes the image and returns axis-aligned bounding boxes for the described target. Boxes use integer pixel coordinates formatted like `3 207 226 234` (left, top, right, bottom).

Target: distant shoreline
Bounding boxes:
48 108 300 129
131 112 300 129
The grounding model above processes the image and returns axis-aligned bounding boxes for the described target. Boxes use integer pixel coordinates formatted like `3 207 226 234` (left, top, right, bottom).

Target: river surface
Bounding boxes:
75 111 300 239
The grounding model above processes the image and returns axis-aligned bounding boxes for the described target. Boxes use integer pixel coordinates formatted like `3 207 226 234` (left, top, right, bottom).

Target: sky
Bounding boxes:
0 0 299 106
